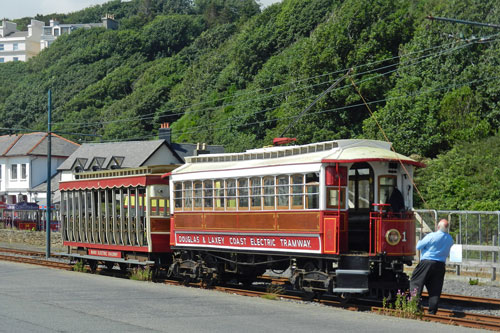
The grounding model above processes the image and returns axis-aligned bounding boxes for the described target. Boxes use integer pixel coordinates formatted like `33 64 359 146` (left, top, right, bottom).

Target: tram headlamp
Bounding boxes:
385 229 401 246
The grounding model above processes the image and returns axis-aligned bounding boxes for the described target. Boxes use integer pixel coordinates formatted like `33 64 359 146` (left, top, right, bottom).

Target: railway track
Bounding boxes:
1 247 499 330
424 291 500 307
0 253 72 270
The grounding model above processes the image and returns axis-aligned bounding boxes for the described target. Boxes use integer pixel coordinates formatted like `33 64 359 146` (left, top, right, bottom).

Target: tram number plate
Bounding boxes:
88 249 122 258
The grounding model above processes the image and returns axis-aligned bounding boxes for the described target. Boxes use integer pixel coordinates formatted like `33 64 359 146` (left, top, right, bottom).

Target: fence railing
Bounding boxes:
414 209 500 281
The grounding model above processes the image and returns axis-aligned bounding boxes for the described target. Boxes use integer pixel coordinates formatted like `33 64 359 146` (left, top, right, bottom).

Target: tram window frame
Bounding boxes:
326 187 346 209
378 175 397 205
193 181 203 210
214 179 225 210
183 181 193 210
250 177 262 210
263 176 275 210
277 175 289 210
203 180 213 210
226 178 237 210
238 178 249 210
291 174 304 209
174 182 182 211
305 173 319 209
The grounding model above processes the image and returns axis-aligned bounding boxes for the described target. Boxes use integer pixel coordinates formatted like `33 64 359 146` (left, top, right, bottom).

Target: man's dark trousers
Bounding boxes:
409 259 446 314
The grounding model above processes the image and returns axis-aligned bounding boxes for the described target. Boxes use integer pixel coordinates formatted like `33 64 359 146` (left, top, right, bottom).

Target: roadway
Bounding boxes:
0 261 480 332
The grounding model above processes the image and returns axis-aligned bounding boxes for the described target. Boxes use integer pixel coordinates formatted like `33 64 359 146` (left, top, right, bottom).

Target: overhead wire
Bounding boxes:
71 36 484 139
51 35 493 130
52 39 460 126
86 72 500 143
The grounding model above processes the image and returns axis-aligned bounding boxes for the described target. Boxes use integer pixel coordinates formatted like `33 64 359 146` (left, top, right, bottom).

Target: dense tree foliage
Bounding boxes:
2 0 500 209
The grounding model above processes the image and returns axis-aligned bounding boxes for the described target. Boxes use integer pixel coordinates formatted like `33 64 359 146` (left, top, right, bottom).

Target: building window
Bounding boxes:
21 164 27 180
13 43 18 50
13 57 18 62
11 164 17 180
0 44 3 51
0 58 4 63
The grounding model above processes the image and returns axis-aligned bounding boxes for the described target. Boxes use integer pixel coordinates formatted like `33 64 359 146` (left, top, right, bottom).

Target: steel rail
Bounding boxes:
422 291 500 306
0 254 72 270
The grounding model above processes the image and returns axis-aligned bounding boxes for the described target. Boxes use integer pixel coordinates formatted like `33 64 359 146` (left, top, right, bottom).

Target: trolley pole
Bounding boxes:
46 90 52 259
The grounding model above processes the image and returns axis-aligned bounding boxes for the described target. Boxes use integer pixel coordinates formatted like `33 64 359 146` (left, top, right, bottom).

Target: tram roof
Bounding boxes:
170 139 423 176
59 166 172 190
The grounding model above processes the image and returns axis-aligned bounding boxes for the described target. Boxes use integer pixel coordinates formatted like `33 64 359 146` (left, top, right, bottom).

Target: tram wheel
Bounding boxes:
105 262 115 270
87 260 98 273
119 263 129 272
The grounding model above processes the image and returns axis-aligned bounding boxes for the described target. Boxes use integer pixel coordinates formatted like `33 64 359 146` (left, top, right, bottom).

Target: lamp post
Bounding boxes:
46 90 52 259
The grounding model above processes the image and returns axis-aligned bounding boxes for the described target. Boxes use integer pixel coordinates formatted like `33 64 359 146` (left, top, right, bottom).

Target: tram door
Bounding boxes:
347 162 374 252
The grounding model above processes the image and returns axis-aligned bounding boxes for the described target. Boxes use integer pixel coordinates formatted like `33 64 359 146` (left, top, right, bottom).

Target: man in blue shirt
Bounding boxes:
410 219 454 314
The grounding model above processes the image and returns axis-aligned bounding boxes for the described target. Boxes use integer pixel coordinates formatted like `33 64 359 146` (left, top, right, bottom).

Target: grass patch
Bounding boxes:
469 278 479 285
73 260 88 273
130 266 152 281
261 284 285 301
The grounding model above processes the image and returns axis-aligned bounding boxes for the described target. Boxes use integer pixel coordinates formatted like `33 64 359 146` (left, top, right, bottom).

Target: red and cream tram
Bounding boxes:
59 166 175 271
167 139 423 298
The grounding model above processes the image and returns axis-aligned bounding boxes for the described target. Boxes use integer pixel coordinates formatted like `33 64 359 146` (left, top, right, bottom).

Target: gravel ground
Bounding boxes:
438 273 500 316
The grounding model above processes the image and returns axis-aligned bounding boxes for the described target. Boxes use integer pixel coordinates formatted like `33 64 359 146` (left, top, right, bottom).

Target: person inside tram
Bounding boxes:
387 186 405 213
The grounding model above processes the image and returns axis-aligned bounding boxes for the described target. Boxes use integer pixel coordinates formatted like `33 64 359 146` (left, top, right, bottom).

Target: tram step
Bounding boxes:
335 269 369 293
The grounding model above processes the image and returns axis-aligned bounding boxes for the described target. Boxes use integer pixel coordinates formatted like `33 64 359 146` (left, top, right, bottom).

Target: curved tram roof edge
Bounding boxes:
169 139 423 177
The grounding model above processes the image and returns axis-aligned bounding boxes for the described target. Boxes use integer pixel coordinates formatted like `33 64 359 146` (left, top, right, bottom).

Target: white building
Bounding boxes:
40 15 118 50
0 132 79 205
0 19 44 63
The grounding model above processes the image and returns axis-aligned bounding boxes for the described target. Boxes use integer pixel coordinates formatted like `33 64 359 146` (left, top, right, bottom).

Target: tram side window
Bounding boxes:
305 173 319 209
238 178 249 210
193 181 203 210
174 183 182 211
214 180 224 210
204 180 213 209
291 174 304 209
183 181 193 210
226 179 237 210
326 187 346 209
277 175 289 209
250 177 262 210
263 176 275 210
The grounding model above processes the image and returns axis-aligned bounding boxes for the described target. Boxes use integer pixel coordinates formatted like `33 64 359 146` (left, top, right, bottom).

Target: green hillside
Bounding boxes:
1 0 499 209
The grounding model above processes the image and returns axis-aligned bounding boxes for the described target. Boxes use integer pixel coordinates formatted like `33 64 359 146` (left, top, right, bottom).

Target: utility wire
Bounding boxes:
87 38 479 136
52 35 495 129
86 73 500 143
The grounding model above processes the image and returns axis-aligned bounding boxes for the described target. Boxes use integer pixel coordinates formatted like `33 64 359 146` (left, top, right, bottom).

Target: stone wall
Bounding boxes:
0 229 65 251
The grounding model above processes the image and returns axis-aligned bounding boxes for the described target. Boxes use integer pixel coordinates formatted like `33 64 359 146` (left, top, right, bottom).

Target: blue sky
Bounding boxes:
3 0 283 20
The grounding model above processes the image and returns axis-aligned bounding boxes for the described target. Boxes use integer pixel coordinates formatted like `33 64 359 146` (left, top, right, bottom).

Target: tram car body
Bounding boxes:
168 139 422 298
59 166 175 270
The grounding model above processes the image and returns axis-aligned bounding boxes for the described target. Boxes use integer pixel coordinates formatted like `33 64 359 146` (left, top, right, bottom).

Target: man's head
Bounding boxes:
438 219 449 232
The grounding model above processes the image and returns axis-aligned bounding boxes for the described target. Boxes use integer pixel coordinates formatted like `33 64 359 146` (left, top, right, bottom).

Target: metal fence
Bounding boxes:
414 209 500 280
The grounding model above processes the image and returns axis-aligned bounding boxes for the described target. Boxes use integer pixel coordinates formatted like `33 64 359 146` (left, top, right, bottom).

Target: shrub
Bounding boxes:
130 266 152 281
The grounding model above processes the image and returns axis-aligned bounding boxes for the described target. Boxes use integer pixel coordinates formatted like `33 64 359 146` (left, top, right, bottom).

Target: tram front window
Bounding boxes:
348 164 373 212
